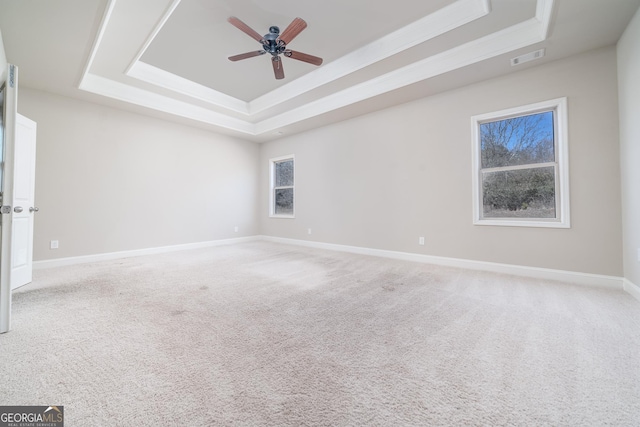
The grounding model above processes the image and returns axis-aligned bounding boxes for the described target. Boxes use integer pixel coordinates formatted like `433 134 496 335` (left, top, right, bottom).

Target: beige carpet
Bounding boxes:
1 241 640 426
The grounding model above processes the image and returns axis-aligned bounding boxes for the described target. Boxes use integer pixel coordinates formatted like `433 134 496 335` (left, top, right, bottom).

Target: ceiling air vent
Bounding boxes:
511 49 545 66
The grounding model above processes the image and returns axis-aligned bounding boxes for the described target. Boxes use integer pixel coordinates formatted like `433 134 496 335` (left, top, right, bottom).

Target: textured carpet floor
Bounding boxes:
1 241 640 426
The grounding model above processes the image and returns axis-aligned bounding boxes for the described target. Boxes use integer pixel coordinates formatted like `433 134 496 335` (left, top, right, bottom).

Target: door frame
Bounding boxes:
0 64 18 333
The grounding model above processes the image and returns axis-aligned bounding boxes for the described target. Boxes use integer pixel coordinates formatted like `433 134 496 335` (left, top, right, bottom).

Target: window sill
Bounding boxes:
270 214 295 219
473 218 570 228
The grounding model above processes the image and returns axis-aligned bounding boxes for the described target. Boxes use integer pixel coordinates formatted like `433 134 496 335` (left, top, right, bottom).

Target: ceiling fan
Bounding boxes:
227 16 323 80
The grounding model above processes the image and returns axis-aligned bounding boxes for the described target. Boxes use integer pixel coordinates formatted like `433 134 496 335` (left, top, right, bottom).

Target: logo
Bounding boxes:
0 406 64 427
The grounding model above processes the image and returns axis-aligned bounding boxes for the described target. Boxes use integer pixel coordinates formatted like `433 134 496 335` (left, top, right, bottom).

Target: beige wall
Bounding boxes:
20 89 260 261
618 7 640 285
260 47 623 276
13 45 627 276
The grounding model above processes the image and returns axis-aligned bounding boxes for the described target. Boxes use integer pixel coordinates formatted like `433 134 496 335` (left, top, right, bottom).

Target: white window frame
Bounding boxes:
471 97 570 228
269 154 295 218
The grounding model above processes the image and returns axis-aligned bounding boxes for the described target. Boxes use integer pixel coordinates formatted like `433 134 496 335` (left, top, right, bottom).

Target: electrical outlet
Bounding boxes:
50 240 59 249
308 228 312 235
234 226 239 233
418 237 425 246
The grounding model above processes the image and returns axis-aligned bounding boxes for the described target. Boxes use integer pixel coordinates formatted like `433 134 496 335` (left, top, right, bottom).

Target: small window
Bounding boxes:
270 155 295 218
471 98 570 228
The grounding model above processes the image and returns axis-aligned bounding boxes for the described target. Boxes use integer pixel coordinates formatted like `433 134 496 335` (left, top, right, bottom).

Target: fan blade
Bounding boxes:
284 50 323 66
272 56 285 80
228 16 263 42
278 17 307 45
228 51 266 61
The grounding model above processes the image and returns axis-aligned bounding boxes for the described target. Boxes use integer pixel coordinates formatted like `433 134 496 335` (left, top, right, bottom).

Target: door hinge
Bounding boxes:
9 64 16 88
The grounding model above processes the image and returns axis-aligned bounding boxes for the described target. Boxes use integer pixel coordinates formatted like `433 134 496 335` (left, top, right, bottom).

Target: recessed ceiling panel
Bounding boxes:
140 0 457 101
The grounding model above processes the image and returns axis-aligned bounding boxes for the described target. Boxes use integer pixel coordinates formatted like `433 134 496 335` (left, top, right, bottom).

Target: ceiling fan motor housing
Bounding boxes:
263 26 284 56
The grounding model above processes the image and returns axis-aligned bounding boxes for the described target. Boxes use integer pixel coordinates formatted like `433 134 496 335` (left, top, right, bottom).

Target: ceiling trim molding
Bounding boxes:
78 0 117 87
254 13 550 134
535 0 555 38
78 0 555 138
128 61 250 114
125 0 183 75
247 0 491 114
80 73 256 134
123 0 490 115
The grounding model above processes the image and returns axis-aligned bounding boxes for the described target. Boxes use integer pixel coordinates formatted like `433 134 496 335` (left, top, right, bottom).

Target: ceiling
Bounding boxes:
0 0 639 142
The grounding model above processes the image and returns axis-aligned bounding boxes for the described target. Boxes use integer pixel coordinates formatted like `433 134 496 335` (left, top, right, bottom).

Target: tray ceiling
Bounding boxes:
1 0 639 141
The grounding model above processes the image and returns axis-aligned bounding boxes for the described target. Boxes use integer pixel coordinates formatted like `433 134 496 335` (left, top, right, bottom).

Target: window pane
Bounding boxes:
274 188 294 215
480 111 554 168
275 160 294 187
482 166 556 218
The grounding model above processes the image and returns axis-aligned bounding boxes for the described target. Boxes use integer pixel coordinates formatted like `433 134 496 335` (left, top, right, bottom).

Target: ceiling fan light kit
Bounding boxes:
227 16 323 80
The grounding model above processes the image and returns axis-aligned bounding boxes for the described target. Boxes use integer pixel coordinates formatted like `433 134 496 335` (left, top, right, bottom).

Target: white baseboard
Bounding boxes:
259 235 624 290
33 234 634 297
33 236 260 270
623 278 640 303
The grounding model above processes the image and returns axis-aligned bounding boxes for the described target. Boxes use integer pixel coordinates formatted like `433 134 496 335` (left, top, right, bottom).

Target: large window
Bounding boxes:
471 98 570 228
270 155 295 218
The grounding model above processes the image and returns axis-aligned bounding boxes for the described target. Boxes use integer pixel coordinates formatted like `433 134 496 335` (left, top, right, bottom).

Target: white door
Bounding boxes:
11 114 37 289
0 64 38 334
